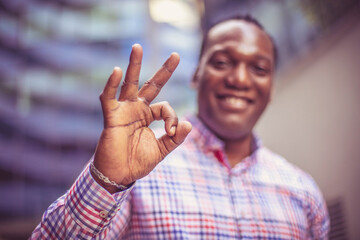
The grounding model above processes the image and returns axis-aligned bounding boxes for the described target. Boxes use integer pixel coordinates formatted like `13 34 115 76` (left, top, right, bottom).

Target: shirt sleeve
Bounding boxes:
30 163 134 239
307 181 330 239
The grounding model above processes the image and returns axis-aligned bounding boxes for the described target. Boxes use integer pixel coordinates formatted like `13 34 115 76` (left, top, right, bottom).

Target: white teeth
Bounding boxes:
224 97 247 107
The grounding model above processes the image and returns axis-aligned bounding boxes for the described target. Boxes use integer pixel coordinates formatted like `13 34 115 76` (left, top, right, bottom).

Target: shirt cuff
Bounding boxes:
65 162 134 234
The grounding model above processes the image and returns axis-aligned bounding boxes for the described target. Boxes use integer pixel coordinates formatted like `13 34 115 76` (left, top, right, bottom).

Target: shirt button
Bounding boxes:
99 210 108 218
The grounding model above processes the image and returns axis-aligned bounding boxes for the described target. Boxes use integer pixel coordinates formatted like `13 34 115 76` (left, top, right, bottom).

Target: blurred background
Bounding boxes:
0 0 359 239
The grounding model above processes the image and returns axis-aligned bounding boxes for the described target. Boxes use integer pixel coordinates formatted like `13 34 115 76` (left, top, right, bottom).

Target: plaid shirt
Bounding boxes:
31 116 329 239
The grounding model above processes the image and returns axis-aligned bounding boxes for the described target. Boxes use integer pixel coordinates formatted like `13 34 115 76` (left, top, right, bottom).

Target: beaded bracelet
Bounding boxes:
90 161 127 191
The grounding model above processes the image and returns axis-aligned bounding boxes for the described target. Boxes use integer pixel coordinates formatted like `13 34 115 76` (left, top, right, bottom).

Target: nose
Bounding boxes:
225 63 251 89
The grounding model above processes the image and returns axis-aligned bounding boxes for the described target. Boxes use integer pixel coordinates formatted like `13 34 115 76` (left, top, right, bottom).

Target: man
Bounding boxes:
31 16 329 239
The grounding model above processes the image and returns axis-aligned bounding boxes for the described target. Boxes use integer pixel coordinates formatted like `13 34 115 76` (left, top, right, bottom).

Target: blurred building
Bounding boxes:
0 0 359 239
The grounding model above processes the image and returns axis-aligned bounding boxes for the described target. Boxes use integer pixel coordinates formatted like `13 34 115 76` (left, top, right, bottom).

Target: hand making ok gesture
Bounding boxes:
92 44 192 193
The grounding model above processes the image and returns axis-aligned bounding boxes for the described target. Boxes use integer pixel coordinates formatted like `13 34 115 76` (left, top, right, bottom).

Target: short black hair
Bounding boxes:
199 15 278 68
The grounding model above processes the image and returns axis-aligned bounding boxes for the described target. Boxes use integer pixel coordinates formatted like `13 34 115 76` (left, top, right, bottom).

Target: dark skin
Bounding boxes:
193 20 275 167
93 20 275 193
93 44 192 193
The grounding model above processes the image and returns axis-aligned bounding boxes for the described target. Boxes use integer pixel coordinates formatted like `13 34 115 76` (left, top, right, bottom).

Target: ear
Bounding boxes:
191 67 200 89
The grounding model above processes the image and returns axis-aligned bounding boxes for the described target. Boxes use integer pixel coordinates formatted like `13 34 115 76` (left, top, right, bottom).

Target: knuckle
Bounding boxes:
144 81 162 90
166 113 178 122
123 79 139 86
131 61 142 66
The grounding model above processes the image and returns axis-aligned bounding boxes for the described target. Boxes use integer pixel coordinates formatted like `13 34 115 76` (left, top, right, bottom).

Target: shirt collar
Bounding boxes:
185 115 262 169
185 115 224 152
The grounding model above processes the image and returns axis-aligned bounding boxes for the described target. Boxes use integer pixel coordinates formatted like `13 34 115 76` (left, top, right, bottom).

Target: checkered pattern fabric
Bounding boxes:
31 116 329 239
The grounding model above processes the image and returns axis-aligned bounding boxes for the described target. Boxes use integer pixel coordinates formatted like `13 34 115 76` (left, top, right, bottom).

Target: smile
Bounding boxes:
217 95 254 111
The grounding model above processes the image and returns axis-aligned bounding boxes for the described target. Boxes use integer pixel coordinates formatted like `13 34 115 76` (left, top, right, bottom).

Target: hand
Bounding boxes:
92 44 192 193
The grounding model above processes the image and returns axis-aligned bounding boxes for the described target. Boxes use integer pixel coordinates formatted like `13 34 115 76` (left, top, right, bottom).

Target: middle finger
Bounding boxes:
119 44 143 101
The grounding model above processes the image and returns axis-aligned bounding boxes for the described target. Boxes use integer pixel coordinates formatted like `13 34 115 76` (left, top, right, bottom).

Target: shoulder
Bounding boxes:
253 147 330 235
254 147 324 200
252 147 328 219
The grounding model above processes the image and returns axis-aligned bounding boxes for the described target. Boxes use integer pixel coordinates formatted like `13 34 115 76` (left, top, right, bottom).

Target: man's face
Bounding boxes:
194 19 275 141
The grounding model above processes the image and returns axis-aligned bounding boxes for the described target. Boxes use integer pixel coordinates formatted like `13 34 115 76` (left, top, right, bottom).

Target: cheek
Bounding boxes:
198 72 215 95
197 84 213 108
199 69 224 90
255 78 272 99
197 78 218 114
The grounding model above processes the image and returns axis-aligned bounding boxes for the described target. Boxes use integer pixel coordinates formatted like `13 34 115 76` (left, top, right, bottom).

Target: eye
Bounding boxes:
251 64 270 76
209 55 232 70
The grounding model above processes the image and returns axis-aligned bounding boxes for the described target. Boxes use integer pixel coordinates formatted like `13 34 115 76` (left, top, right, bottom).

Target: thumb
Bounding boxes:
157 120 192 157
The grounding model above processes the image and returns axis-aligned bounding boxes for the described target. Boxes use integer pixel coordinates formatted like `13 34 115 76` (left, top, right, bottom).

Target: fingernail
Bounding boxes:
170 126 176 135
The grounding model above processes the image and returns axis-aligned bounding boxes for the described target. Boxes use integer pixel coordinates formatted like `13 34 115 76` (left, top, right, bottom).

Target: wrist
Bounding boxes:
90 161 129 193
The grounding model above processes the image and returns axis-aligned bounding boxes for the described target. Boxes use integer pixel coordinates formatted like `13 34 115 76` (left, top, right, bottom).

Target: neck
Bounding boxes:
224 134 253 168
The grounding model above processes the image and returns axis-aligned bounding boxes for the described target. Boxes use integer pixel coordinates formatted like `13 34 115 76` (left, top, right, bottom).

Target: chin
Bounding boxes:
215 126 251 141
206 117 252 141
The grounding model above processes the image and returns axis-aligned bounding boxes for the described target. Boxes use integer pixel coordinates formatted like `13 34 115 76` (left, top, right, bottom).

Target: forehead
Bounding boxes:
204 20 274 59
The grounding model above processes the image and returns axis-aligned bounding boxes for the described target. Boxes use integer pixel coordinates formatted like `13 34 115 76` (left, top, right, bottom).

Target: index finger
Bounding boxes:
138 52 180 104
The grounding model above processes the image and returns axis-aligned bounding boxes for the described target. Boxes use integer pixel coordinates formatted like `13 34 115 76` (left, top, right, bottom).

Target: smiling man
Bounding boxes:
31 16 329 239
194 18 275 167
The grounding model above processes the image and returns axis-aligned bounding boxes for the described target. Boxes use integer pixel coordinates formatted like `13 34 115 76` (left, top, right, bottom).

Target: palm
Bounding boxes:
101 101 163 184
93 44 192 190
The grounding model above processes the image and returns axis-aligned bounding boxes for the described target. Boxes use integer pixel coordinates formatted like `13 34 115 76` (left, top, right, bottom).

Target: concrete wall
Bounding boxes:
256 14 360 239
